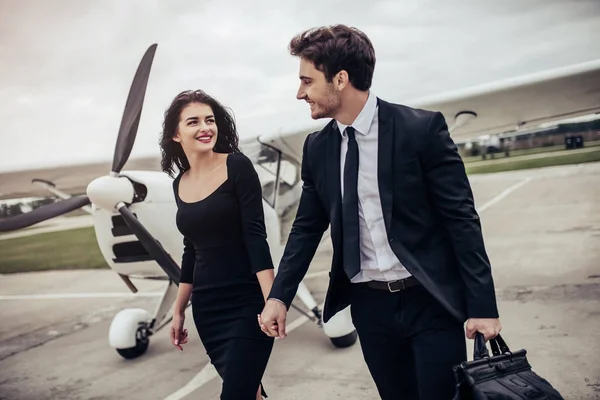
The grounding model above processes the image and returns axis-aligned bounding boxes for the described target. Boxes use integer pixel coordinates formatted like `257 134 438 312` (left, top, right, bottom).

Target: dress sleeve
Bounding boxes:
231 153 275 273
180 236 195 284
173 173 195 284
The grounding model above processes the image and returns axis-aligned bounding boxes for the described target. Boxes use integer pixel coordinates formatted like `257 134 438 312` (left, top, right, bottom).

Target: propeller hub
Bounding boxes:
87 175 135 211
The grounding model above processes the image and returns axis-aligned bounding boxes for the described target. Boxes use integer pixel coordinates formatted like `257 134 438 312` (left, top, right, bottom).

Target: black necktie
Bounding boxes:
342 126 361 279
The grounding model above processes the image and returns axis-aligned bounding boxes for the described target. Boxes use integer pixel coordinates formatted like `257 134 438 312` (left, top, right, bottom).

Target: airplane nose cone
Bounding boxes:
87 175 135 211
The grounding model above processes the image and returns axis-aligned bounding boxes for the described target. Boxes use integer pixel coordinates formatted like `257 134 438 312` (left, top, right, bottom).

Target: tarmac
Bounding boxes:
0 162 599 399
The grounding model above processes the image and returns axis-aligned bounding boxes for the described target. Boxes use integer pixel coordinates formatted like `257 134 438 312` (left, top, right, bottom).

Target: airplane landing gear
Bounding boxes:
116 324 150 359
330 330 358 348
322 306 358 348
108 280 180 359
109 308 153 360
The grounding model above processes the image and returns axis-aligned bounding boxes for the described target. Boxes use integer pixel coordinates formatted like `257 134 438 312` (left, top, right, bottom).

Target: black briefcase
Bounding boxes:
452 333 565 399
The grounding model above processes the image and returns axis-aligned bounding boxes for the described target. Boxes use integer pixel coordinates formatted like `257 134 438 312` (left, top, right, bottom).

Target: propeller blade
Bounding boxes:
111 44 158 174
0 195 91 232
116 202 181 285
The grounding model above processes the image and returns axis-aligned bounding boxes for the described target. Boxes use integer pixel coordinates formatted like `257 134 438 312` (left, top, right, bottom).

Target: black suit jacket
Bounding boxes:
269 98 499 323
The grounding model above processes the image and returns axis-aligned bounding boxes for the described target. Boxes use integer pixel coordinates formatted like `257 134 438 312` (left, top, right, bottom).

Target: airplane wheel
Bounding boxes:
329 329 358 348
116 327 150 359
117 340 149 359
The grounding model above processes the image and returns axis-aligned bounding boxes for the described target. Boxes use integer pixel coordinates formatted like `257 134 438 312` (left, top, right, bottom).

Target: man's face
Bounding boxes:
296 58 341 120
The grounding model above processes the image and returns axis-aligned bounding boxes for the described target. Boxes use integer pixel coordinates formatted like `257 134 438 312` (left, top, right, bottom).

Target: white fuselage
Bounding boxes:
90 170 283 279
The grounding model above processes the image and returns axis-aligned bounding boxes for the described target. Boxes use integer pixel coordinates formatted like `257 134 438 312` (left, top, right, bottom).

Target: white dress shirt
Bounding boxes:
336 91 412 283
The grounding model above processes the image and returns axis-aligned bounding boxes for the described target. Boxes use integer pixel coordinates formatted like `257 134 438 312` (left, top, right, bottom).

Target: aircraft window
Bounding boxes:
241 141 301 209
243 144 301 209
245 144 279 208
274 157 299 198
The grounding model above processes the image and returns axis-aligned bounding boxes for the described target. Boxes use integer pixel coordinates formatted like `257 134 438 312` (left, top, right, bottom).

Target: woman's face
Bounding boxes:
173 102 218 154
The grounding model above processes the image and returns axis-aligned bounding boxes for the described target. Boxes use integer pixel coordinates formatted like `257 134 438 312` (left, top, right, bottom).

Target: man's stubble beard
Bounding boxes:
313 85 341 120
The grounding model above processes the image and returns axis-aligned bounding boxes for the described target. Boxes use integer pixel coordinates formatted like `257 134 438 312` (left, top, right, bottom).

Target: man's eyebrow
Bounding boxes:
299 75 312 80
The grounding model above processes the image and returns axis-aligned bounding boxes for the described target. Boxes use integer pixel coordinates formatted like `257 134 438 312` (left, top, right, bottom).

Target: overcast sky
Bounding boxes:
0 0 598 172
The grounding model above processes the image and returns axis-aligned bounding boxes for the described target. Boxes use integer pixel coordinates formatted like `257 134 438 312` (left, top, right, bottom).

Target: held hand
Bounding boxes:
258 299 288 339
465 318 502 341
170 315 189 351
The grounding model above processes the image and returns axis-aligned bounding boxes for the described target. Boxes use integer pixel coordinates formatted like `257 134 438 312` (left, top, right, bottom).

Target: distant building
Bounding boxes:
458 116 600 158
506 118 600 151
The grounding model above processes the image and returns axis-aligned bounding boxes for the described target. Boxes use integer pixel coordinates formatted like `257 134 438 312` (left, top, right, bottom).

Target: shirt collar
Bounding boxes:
337 90 377 137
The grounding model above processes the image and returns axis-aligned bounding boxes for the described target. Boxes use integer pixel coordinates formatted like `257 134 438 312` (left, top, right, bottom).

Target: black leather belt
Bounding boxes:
362 276 419 293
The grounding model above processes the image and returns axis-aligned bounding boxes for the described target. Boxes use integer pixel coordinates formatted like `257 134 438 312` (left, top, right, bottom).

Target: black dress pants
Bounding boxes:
350 281 466 400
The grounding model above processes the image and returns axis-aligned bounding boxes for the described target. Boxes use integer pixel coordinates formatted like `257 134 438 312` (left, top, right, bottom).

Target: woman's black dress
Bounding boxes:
173 152 275 399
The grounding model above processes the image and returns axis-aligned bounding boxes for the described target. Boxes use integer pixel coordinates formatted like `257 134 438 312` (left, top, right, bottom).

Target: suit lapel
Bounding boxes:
377 98 394 233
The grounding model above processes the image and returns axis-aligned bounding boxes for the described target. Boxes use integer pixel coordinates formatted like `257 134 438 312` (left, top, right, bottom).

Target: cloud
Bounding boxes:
0 0 599 172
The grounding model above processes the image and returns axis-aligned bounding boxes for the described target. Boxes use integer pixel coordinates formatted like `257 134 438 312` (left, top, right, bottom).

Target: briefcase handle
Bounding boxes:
474 332 511 360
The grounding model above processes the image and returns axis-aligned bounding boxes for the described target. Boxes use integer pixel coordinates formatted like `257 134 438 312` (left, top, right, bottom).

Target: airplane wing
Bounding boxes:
258 58 600 160
409 59 600 141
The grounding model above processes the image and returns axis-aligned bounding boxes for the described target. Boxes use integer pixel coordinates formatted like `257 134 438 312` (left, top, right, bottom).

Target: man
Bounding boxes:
259 24 501 399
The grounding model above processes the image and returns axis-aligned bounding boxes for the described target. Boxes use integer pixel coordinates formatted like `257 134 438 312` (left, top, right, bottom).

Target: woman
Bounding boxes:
160 89 275 400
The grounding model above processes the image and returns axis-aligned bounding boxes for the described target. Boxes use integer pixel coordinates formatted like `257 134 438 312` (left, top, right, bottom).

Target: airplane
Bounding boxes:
1 44 599 360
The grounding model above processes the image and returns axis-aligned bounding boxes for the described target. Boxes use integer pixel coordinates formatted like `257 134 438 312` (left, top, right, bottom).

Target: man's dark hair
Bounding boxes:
288 24 376 91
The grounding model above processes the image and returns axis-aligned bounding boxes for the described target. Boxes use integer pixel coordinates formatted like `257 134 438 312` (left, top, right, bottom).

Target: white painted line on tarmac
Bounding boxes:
164 302 325 400
477 177 532 213
283 310 313 333
0 292 163 300
163 362 218 400
0 216 94 241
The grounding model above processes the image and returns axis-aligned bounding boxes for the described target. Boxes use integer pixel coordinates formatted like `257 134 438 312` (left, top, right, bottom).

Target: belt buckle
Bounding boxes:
387 280 405 293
